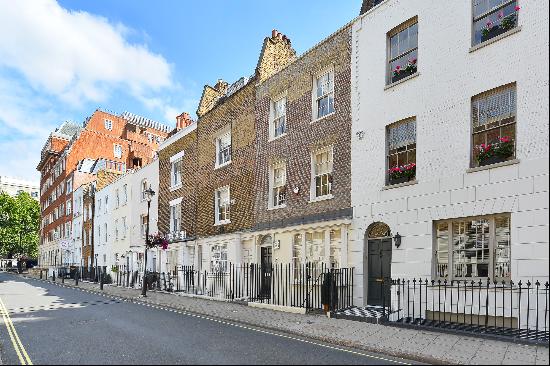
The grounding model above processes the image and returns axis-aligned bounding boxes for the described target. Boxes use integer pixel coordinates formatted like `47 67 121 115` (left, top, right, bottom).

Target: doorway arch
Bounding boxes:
364 222 393 307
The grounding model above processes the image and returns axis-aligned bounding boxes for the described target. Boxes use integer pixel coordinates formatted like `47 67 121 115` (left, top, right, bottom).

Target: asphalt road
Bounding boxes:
0 272 415 365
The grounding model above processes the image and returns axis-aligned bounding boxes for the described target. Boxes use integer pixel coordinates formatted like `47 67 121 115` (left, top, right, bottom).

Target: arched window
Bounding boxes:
367 222 391 239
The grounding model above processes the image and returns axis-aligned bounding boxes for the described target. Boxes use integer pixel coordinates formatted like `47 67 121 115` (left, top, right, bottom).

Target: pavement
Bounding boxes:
4 271 550 365
0 272 414 365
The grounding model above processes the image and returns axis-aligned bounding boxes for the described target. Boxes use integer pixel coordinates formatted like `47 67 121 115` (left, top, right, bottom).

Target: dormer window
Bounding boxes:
104 119 113 131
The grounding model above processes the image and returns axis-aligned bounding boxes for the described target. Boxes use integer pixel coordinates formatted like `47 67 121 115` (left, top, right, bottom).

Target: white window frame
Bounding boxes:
215 129 232 169
170 198 183 234
66 179 73 194
269 94 287 141
269 162 287 210
122 185 128 205
104 119 113 131
387 18 419 85
115 219 119 241
434 214 512 281
215 186 231 225
210 244 228 272
114 144 123 159
141 180 148 201
170 151 185 190
121 216 127 239
472 0 519 46
312 67 335 122
310 146 334 202
66 200 72 216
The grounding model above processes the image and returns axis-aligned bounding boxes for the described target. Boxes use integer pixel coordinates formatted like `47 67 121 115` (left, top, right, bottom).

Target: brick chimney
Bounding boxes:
360 0 381 15
176 112 194 130
256 29 296 82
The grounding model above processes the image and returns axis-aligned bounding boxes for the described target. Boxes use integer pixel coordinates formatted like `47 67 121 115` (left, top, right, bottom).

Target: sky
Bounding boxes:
0 0 362 182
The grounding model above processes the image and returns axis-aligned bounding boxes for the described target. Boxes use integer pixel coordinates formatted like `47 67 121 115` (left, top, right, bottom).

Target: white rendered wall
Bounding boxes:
350 0 549 305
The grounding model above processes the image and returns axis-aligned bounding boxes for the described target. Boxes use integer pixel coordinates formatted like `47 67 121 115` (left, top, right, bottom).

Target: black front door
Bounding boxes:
260 247 272 298
367 238 392 307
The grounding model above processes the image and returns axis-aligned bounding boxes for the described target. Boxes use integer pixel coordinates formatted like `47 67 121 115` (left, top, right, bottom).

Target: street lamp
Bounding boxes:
142 186 156 297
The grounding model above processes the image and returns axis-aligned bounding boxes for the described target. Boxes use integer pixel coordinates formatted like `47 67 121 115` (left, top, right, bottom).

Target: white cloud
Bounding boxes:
0 0 173 106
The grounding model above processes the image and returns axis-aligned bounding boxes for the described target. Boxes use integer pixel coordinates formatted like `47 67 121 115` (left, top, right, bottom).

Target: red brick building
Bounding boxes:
37 109 170 272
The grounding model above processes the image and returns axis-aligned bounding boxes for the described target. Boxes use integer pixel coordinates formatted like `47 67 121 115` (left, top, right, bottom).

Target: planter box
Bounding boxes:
391 69 416 84
478 155 511 167
481 26 509 43
389 176 412 185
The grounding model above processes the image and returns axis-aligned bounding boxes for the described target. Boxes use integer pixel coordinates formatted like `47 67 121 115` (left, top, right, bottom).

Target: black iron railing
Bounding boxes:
385 279 549 344
111 262 354 312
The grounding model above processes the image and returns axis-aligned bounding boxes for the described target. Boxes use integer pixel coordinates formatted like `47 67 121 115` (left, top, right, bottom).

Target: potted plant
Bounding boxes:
481 6 520 43
391 58 417 83
388 163 416 185
475 136 515 167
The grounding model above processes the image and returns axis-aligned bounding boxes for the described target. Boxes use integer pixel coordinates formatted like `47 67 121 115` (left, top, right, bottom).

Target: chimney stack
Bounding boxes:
271 29 291 45
176 112 194 130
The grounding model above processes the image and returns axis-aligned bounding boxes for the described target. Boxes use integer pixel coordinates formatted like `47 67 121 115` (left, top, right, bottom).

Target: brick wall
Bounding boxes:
158 128 198 237
253 26 353 230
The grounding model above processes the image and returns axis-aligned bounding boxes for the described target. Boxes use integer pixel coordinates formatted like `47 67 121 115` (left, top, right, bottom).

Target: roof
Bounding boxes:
120 111 171 133
52 121 82 139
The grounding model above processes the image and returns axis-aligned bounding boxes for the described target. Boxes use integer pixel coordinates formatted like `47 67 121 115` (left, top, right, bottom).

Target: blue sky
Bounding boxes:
0 0 361 181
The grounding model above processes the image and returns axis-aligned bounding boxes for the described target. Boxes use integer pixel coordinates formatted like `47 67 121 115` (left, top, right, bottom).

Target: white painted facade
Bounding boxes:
350 0 549 306
70 185 84 267
130 160 160 273
93 181 113 272
0 176 39 199
107 172 132 273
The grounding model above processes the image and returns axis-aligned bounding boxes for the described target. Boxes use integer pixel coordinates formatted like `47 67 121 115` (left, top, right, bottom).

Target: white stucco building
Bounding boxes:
350 0 549 306
0 176 39 199
70 185 84 267
94 178 114 272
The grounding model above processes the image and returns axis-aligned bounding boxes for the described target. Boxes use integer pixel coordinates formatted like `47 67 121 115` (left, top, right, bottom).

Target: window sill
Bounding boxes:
382 180 418 191
268 133 287 143
311 112 335 124
466 159 520 173
169 184 183 192
214 220 231 227
384 72 420 90
215 161 232 170
268 204 287 211
309 194 334 203
469 26 522 53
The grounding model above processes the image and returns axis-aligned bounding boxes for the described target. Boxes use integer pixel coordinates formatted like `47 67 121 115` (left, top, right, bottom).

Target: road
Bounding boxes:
0 273 416 365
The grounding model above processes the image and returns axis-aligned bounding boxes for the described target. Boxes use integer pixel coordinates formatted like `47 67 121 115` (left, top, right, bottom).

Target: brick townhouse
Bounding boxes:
157 30 296 271
37 109 170 273
251 25 353 270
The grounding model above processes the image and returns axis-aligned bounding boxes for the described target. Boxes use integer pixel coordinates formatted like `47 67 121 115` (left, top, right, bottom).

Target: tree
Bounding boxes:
0 192 40 259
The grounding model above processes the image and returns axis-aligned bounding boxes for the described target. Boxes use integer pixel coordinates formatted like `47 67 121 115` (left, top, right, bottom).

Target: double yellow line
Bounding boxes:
0 296 32 365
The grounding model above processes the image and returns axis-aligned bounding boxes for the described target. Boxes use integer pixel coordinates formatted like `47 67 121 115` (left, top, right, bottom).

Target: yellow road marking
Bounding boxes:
0 296 33 365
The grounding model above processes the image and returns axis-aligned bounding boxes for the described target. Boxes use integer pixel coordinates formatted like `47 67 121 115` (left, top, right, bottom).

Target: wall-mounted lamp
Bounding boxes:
394 232 402 248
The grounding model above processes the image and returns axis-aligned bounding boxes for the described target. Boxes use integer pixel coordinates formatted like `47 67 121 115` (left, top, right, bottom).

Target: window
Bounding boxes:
387 118 416 184
115 189 120 208
114 144 123 159
215 186 231 225
115 219 119 241
292 234 303 278
66 200 72 216
216 132 232 167
270 163 287 209
473 0 520 46
314 70 335 120
330 229 342 268
271 97 287 139
312 147 333 200
104 223 108 243
141 180 148 200
471 84 516 167
66 179 72 194
306 231 325 266
210 244 228 272
141 215 148 238
122 185 128 205
388 19 418 84
104 195 108 214
170 202 181 233
104 119 113 131
98 226 101 244
435 214 511 281
98 199 102 216
121 217 127 238
170 152 184 188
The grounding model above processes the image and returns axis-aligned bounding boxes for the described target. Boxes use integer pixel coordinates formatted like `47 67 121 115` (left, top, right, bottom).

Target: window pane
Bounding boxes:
398 28 409 55
452 219 490 278
495 215 511 279
409 23 418 49
436 223 449 278
390 34 399 59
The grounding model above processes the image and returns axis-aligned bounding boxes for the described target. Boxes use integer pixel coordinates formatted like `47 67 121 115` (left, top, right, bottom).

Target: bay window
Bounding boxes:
435 214 511 281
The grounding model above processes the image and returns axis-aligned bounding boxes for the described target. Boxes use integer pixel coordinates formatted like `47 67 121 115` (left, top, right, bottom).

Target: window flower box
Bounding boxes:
475 136 515 167
391 58 417 84
480 8 519 43
388 163 416 186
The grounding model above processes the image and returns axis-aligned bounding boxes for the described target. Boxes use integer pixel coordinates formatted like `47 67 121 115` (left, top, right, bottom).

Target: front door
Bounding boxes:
260 247 272 298
367 238 392 307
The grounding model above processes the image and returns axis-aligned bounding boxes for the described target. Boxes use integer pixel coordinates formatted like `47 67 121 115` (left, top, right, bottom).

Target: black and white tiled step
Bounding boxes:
331 306 391 324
